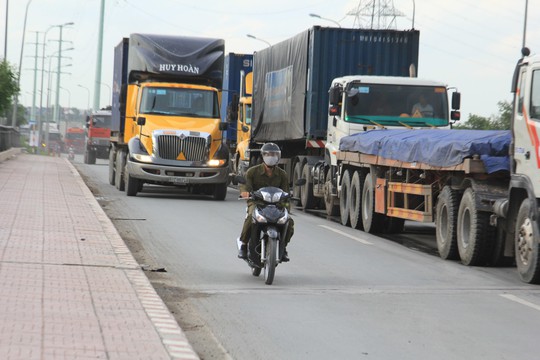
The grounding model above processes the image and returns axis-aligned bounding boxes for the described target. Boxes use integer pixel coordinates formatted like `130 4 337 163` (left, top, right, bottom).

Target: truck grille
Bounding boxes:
156 135 208 161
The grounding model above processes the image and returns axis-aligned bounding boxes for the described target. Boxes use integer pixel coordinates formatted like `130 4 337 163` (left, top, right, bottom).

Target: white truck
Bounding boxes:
330 48 540 284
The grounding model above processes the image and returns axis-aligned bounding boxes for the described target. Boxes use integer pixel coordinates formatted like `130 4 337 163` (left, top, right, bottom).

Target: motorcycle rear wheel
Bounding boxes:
264 238 277 285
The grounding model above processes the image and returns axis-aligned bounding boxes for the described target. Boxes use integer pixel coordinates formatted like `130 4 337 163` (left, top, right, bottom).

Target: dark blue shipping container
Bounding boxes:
111 38 129 135
252 27 420 142
221 53 253 143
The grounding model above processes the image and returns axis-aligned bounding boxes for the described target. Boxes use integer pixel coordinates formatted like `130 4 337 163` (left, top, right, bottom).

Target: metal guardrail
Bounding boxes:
0 125 21 152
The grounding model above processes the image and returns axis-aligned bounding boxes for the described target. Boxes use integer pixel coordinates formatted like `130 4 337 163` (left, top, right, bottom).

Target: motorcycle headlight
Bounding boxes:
277 208 289 224
253 208 267 223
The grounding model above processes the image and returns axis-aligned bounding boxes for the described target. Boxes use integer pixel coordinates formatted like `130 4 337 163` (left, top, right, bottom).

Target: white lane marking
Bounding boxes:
500 293 540 311
319 225 373 245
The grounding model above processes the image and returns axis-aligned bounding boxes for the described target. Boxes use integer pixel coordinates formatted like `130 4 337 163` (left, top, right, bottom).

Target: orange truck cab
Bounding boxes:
84 109 111 164
65 127 85 153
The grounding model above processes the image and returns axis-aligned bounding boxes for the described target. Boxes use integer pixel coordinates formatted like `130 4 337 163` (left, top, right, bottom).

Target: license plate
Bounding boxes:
172 177 188 184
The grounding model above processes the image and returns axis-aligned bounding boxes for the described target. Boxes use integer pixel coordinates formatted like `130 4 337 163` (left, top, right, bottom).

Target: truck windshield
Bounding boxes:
65 132 84 140
344 83 449 127
140 87 219 118
92 115 111 128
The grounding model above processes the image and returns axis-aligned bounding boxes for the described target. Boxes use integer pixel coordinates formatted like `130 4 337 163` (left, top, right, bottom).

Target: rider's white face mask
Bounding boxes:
263 155 279 167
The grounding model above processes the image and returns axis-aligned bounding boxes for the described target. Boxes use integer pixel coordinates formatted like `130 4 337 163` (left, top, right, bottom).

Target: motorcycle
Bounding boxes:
237 177 305 285
68 146 75 161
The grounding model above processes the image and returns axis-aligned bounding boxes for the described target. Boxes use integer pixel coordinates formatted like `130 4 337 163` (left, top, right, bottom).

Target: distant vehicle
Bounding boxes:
84 109 111 164
65 127 85 154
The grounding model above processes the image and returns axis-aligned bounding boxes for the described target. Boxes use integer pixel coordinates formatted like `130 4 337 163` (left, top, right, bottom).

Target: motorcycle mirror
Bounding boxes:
295 178 307 186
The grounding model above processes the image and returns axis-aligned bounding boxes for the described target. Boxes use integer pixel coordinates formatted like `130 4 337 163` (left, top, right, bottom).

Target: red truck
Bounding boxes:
84 109 111 164
65 127 85 154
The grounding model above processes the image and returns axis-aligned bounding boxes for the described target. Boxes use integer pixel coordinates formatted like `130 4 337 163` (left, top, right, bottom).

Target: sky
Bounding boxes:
2 0 540 121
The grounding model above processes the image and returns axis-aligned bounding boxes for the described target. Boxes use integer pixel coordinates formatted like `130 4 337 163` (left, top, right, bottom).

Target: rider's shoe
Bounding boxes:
281 249 290 262
238 245 247 259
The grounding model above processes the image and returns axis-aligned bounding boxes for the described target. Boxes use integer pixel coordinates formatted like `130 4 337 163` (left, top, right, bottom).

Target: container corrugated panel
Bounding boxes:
306 27 419 139
111 38 129 135
221 53 253 142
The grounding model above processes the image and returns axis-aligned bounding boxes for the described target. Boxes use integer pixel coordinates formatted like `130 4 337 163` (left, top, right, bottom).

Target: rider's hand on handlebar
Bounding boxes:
240 191 250 199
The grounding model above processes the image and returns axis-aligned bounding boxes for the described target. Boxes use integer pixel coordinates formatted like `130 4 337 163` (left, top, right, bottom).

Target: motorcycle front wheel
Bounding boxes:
264 237 277 285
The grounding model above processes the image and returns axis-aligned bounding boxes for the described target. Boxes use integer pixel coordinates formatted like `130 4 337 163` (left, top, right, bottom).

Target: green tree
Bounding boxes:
454 100 512 130
0 60 19 117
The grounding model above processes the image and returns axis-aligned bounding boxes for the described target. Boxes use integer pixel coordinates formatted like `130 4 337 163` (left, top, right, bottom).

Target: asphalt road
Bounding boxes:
73 155 540 360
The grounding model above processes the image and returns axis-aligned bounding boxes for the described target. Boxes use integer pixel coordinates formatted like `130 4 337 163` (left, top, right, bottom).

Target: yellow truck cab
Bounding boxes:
109 34 229 199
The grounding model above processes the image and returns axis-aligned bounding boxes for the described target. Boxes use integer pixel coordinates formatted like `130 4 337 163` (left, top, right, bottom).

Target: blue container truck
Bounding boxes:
243 26 421 208
221 53 253 146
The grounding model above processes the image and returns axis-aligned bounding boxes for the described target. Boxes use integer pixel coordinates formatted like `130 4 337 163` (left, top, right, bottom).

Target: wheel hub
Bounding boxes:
517 217 534 266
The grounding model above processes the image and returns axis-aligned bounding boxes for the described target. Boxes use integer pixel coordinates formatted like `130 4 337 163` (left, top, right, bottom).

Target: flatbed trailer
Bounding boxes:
335 128 512 267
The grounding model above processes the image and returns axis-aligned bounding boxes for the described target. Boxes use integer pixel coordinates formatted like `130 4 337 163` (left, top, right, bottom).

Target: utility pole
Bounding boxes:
30 31 40 125
4 0 8 59
52 24 70 128
11 0 33 127
93 0 106 111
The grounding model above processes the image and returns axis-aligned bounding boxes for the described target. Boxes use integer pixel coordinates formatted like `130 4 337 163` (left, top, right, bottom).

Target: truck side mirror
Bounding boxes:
85 116 90 128
137 117 146 126
329 86 341 106
228 94 239 123
451 111 461 121
451 92 461 110
219 122 228 131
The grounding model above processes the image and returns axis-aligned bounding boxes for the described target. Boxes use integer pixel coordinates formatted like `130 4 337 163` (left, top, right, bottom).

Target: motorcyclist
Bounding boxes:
237 142 294 261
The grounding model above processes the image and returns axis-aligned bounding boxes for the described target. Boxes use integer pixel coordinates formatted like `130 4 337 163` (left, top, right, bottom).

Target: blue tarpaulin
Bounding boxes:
339 129 511 174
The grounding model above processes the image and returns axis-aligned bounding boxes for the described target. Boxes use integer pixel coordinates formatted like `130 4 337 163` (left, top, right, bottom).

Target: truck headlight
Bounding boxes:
207 159 226 167
132 153 153 163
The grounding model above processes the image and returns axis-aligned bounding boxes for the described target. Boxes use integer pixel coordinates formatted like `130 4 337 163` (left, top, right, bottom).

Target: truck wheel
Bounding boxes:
349 170 365 230
361 173 384 233
457 188 491 266
115 149 126 191
324 168 339 217
339 170 351 226
88 149 97 165
292 162 303 206
435 186 459 260
515 199 540 283
108 146 116 186
125 171 140 197
300 163 316 210
213 182 228 201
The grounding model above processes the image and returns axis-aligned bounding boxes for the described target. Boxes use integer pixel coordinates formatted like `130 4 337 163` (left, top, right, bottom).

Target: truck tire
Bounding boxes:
300 163 317 210
213 182 228 201
108 146 116 186
115 149 126 191
349 170 365 230
324 168 339 217
88 149 96 165
125 171 140 197
515 199 540 283
292 162 303 206
435 186 459 260
339 170 351 226
457 188 492 266
361 173 384 233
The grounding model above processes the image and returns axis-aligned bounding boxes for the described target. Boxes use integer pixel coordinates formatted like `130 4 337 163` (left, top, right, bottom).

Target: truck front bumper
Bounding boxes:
126 159 229 185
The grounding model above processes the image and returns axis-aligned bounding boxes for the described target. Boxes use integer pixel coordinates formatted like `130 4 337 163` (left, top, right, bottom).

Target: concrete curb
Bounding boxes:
0 147 22 162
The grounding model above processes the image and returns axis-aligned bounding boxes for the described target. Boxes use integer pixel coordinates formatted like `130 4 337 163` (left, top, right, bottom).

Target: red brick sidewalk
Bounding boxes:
0 153 198 360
